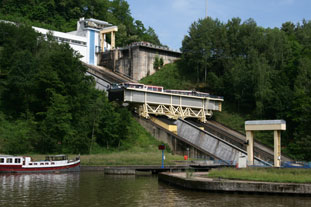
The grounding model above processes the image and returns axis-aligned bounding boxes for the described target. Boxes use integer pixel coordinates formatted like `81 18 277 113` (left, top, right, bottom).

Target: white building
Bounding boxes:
33 18 118 66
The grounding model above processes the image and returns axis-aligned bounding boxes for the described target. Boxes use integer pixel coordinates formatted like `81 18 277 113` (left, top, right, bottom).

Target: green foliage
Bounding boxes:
141 62 193 90
0 113 38 154
0 23 155 155
180 17 311 160
153 55 164 70
0 0 161 47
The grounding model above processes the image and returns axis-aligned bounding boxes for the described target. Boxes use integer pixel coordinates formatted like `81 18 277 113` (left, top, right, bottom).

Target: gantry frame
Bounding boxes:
245 120 286 167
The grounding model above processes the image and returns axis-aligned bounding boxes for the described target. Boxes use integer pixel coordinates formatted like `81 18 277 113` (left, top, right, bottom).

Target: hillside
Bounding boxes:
0 0 161 47
141 17 311 160
0 19 165 155
0 0 173 156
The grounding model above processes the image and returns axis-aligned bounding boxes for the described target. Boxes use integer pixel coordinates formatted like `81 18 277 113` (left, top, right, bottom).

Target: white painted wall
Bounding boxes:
33 26 88 63
33 23 111 66
3 18 114 66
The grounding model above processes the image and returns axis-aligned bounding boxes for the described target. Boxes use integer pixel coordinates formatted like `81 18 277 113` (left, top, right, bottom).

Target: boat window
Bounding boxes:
51 162 55 165
7 158 12 163
45 163 49 165
0 158 4 163
29 163 33 165
15 158 21 163
34 163 37 165
40 163 44 165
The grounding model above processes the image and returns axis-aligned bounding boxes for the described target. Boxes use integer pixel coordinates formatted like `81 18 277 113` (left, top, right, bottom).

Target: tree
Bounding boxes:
180 16 311 159
153 55 164 70
0 0 161 47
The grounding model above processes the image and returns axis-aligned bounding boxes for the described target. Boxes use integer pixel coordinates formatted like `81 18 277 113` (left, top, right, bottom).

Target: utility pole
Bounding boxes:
205 0 208 18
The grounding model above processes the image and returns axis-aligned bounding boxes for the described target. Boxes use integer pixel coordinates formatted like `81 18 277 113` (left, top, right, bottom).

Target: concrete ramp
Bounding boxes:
177 119 271 166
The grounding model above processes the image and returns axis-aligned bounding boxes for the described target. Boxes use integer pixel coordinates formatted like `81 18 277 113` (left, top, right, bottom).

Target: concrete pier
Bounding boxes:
81 165 192 175
159 172 311 195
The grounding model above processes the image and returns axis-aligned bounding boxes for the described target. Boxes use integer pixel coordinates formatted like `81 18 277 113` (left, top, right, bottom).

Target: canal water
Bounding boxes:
1 171 311 207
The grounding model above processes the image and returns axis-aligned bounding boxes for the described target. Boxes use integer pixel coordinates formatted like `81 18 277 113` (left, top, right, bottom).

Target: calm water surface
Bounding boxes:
0 171 311 207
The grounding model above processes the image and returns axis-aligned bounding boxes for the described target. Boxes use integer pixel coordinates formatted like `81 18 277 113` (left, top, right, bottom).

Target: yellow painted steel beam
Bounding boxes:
150 116 177 134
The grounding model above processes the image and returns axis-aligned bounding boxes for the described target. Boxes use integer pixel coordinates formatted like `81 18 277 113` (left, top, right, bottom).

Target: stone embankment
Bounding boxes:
159 172 311 195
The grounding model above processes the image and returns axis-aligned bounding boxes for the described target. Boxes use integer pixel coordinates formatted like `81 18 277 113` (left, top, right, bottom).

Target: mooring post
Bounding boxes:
158 144 166 169
162 149 164 169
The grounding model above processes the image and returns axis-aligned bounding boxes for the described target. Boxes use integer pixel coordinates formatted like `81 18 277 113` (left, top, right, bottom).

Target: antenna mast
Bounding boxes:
205 0 208 18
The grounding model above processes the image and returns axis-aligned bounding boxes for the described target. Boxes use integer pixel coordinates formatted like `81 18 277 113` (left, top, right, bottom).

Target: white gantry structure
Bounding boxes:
108 83 224 123
33 18 118 66
245 120 286 167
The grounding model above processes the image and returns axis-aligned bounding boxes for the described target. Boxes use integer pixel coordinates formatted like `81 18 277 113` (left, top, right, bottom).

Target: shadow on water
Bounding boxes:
0 172 311 207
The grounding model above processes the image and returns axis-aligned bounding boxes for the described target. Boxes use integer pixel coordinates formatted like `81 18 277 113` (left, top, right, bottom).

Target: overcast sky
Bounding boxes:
126 0 311 50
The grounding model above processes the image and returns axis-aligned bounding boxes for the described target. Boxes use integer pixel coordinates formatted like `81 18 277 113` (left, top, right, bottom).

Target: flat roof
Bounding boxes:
85 18 111 26
245 120 286 125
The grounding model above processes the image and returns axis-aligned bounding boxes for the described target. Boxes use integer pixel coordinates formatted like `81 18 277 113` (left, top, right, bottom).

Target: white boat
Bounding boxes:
0 154 80 173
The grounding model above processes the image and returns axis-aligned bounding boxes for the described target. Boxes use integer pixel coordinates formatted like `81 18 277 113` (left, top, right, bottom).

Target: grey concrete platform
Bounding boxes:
159 172 311 195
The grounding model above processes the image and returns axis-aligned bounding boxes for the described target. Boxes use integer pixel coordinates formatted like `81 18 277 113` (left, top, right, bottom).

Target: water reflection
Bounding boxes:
0 173 80 207
0 172 311 207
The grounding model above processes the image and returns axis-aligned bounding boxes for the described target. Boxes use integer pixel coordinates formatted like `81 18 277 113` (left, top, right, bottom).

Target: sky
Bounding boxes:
126 0 311 50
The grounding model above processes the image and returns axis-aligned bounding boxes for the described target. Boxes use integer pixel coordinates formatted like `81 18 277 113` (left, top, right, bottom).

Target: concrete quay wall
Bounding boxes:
80 165 192 175
159 172 311 195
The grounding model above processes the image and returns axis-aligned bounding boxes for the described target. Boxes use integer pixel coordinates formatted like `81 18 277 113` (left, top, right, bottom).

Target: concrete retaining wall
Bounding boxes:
100 45 181 81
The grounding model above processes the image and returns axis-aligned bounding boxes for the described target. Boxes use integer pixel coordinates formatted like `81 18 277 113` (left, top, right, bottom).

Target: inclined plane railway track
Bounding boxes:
188 119 292 163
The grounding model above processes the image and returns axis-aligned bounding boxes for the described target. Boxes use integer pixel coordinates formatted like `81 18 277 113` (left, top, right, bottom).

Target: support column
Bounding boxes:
246 130 254 166
111 31 115 49
274 130 281 167
100 33 104 52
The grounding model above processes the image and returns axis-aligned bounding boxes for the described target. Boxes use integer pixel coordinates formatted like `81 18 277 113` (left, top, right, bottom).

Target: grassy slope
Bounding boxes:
208 168 311 183
140 63 193 90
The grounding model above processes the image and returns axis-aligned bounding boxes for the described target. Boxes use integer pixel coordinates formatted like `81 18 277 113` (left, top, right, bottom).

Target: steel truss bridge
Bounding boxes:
108 87 224 122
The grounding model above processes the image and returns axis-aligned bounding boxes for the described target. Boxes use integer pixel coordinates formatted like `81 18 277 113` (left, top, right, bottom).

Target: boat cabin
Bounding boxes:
0 155 23 165
45 155 68 161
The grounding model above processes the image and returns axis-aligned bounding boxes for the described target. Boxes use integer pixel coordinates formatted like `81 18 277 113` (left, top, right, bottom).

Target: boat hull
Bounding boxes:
0 162 80 173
